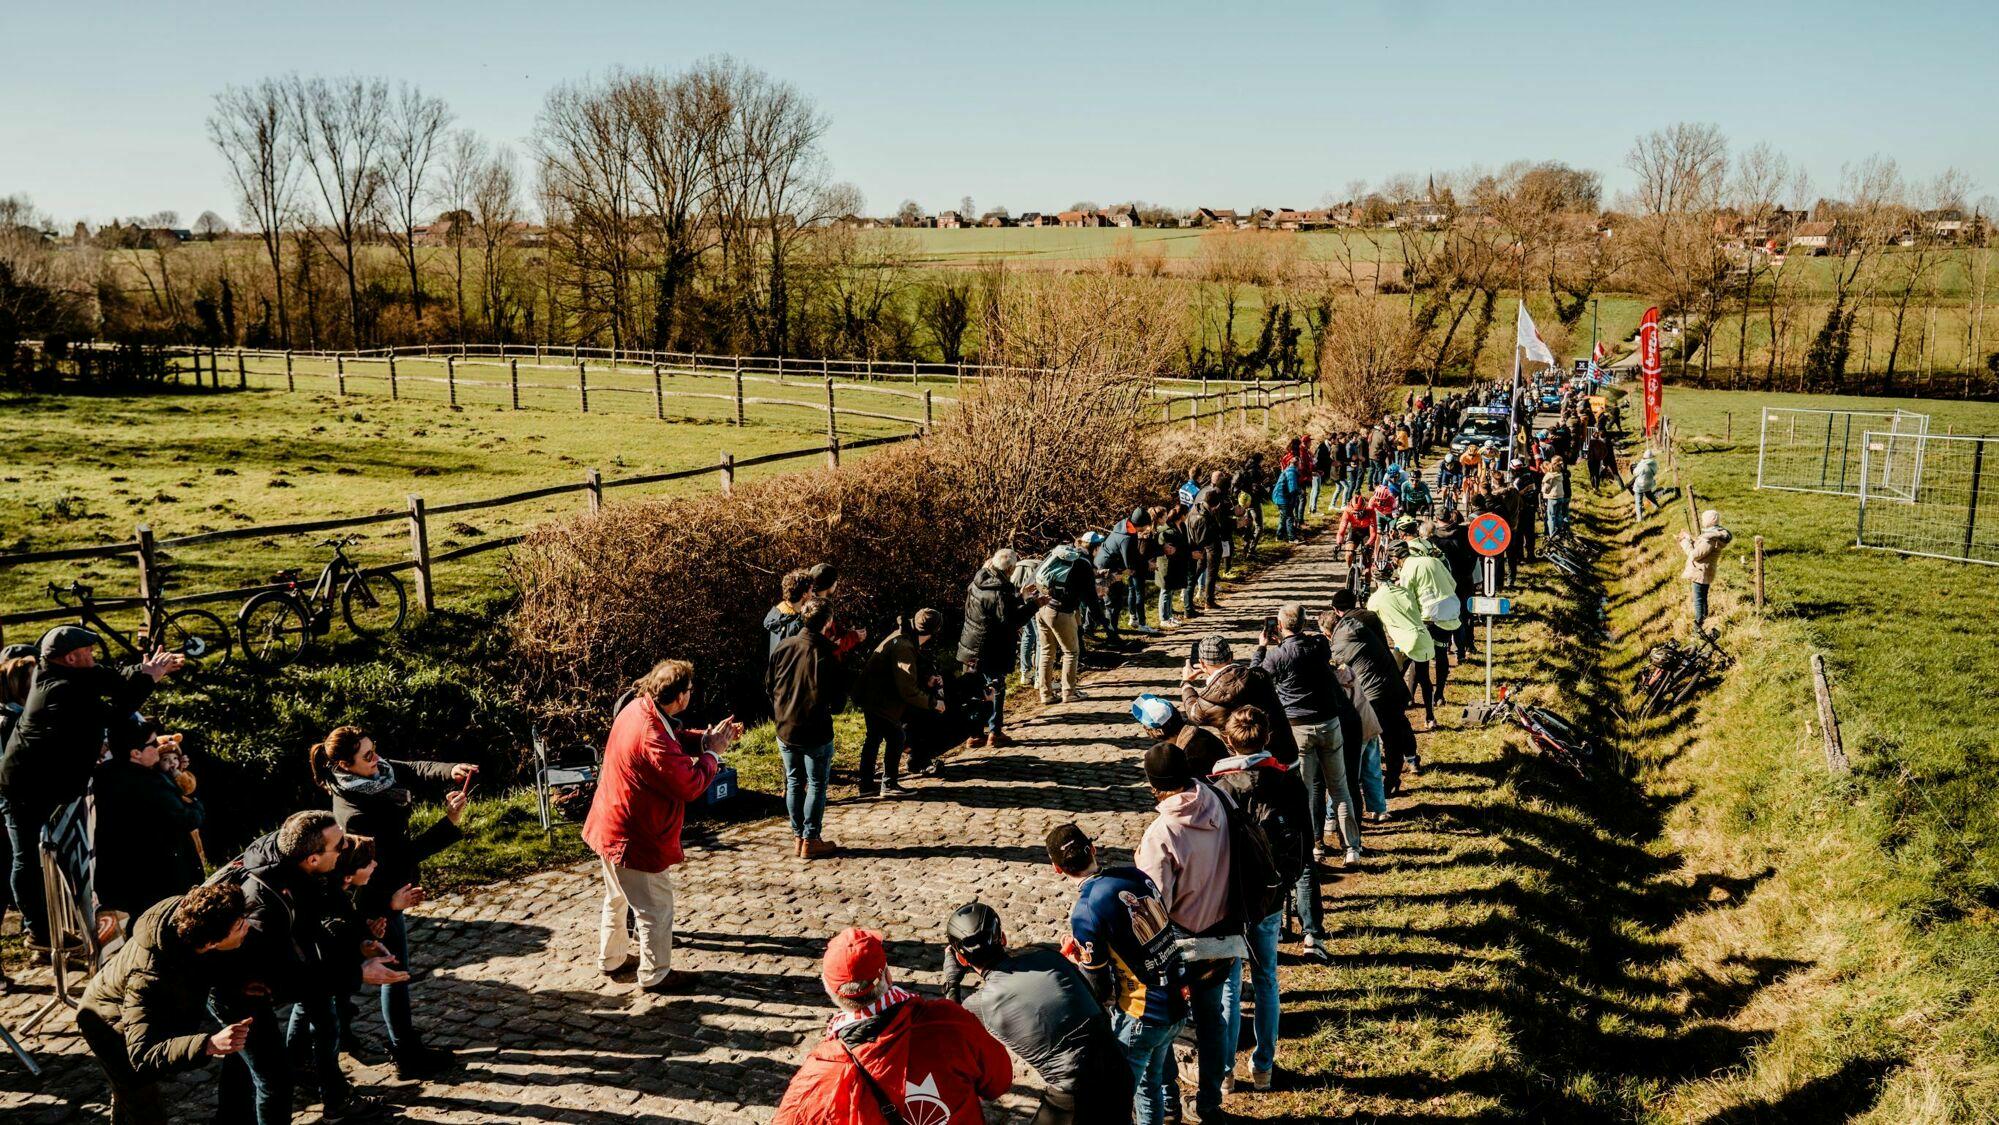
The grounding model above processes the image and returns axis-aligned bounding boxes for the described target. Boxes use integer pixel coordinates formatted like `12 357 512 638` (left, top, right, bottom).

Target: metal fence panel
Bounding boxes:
1757 407 1929 496
1857 431 1999 565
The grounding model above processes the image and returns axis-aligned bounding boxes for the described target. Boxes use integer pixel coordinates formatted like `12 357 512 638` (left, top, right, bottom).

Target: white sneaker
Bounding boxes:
1344 847 1363 865
1135 624 1160 635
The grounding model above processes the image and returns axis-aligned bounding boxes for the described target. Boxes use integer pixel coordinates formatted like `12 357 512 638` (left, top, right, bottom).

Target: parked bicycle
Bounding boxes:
235 536 408 669
47 581 231 669
1632 626 1733 719
1486 686 1598 778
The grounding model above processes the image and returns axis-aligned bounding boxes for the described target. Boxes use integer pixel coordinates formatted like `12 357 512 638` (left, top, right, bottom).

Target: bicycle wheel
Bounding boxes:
157 609 232 668
341 571 407 637
238 592 310 669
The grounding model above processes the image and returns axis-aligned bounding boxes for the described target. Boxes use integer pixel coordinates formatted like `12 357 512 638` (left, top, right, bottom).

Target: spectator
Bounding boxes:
1310 434 1333 513
1430 511 1478 663
1631 449 1661 519
0 653 31 950
1134 740 1235 1124
1096 508 1158 637
1325 592 1418 795
1046 823 1185 1125
1035 535 1103 705
310 725 476 1076
0 625 181 948
1253 603 1361 870
1679 510 1734 627
957 548 1041 749
806 563 870 659
1270 459 1300 541
772 927 1011 1125
763 569 815 655
210 810 402 1125
1586 426 1618 492
1187 472 1234 607
1211 706 1317 1090
92 720 204 932
1334 659 1390 824
1130 694 1228 777
284 837 390 1119
768 600 849 858
1179 635 1299 765
859 608 947 798
943 902 1136 1123
1010 552 1045 685
76 884 254 1125
584 659 738 993
1541 456 1571 539
1152 508 1196 628
1395 522 1462 727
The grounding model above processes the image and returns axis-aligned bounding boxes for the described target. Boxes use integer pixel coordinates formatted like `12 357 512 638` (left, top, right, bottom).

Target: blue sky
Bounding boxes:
5 0 1995 224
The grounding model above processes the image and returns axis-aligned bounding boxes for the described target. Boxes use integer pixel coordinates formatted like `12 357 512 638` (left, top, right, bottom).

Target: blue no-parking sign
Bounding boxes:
1469 512 1512 557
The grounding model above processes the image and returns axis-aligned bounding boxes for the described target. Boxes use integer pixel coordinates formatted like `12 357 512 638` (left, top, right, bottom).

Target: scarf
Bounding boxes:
827 984 914 1035
332 761 407 805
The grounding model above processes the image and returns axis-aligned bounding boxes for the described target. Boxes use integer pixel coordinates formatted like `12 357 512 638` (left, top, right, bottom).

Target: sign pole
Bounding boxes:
1483 556 1495 706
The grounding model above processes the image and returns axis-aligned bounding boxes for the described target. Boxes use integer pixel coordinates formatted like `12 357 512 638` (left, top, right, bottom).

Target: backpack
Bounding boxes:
1209 765 1309 894
1196 778 1286 928
1037 545 1082 593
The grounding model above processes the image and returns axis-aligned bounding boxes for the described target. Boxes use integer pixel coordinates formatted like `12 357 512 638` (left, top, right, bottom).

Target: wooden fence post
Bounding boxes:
1725 411 1733 441
509 359 520 409
388 354 399 399
134 525 158 639
285 350 295 393
447 356 457 407
777 354 785 383
209 348 219 388
734 367 745 426
336 355 346 395
826 435 841 470
652 362 664 420
577 360 589 413
825 378 838 444
923 389 934 431
1811 653 1849 775
236 349 246 389
719 452 734 496
1753 536 1766 611
585 468 602 513
406 496 434 615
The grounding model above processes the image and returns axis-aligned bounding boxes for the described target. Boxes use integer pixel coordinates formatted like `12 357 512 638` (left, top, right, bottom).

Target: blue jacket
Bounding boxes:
1271 465 1300 505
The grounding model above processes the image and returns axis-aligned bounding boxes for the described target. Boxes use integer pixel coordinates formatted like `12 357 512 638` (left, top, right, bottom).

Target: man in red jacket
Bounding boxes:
774 927 1012 1125
583 658 741 995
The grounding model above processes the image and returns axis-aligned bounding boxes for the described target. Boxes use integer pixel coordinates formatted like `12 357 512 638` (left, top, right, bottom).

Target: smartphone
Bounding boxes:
1188 639 1202 665
1262 615 1278 639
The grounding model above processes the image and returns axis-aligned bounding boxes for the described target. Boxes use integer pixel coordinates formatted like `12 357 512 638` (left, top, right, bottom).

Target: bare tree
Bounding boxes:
208 79 299 344
613 63 731 351
377 82 453 325
438 128 486 333
472 146 525 341
288 75 391 345
1623 123 1729 376
193 211 231 240
1318 295 1413 424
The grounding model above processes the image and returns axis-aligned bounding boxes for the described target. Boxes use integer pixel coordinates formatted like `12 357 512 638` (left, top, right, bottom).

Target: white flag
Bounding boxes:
1515 301 1555 366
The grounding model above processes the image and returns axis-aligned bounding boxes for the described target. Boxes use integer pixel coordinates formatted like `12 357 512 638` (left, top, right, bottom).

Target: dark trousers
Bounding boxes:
285 992 349 1103
211 997 290 1125
76 1005 170 1125
1198 550 1221 606
859 712 908 786
0 793 50 944
1375 704 1417 794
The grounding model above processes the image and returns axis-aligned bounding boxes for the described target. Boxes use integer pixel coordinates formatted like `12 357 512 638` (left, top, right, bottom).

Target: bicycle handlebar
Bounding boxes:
47 580 91 605
317 535 361 549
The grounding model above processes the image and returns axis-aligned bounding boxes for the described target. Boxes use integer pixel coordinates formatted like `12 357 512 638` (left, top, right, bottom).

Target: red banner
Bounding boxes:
1639 306 1662 437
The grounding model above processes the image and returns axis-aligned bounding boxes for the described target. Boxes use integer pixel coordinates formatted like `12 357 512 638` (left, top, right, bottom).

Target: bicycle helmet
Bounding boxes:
945 902 1005 963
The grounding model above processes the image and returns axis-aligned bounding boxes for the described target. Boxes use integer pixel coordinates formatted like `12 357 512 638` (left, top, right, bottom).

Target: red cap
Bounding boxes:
822 928 887 987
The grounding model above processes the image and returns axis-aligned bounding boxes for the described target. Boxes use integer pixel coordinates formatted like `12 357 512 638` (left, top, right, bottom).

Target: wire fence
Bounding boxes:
1755 406 1930 496
1857 431 1999 565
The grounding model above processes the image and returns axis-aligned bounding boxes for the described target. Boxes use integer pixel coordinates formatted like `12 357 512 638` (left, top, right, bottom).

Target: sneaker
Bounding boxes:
391 1043 458 1080
1134 624 1160 635
1160 617 1181 630
1038 694 1055 706
1301 936 1333 963
1344 848 1364 865
641 970 701 995
321 1093 387 1122
882 779 908 796
1311 844 1325 861
1062 689 1087 703
1250 1067 1273 1091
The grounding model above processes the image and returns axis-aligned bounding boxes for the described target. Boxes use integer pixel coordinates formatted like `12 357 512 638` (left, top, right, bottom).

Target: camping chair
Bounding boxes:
11 798 106 1070
531 724 599 836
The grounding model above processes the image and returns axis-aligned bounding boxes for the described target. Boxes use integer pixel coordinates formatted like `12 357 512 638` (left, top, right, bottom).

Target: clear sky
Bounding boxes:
5 0 1995 226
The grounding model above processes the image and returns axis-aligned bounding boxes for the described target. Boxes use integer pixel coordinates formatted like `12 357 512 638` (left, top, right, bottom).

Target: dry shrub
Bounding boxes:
1317 294 1414 426
509 270 1265 730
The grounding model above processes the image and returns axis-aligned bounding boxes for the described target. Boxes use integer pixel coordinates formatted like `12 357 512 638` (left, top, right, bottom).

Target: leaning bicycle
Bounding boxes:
236 536 407 669
46 581 232 669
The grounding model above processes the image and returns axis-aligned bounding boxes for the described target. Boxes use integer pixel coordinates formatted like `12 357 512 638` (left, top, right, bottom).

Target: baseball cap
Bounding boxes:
821 927 887 988
0 643 34 662
1044 823 1094 872
1197 635 1233 664
38 625 99 663
1129 693 1177 731
1144 741 1193 789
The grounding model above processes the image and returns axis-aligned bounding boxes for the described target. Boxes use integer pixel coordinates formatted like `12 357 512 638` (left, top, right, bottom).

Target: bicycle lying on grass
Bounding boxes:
1467 686 1600 779
47 581 232 669
1542 529 1600 583
236 536 408 669
1632 626 1733 719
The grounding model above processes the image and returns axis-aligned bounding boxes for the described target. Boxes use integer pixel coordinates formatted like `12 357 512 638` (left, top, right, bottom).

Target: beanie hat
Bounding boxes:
1130 693 1177 731
1144 740 1193 790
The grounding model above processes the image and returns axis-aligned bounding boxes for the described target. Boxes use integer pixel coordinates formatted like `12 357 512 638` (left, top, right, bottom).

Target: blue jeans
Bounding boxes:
1307 475 1323 512
982 672 1008 734
1276 505 1295 540
212 997 289 1125
1360 736 1388 814
1546 497 1568 538
1692 581 1710 625
1188 959 1240 1115
777 739 834 839
0 794 49 943
381 909 417 1050
285 993 349 1102
1111 1011 1183 1125
1225 912 1284 1074
1125 576 1148 628
1017 623 1036 682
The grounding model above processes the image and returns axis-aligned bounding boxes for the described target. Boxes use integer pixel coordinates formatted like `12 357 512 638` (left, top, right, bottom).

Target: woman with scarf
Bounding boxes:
310 725 475 1079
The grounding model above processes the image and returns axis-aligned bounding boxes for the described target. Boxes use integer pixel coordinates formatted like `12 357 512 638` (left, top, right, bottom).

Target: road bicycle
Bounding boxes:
1485 686 1598 778
235 536 408 669
1632 626 1732 719
45 581 232 669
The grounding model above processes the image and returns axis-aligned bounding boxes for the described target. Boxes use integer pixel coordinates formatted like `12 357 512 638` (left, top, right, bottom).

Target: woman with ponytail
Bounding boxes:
310 726 475 1079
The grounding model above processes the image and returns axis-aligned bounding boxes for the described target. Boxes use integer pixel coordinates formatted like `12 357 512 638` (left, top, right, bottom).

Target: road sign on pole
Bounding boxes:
1481 556 1500 706
1469 512 1512 558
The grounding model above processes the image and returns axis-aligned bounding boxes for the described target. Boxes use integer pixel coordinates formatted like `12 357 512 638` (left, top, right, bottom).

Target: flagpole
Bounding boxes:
1508 342 1521 469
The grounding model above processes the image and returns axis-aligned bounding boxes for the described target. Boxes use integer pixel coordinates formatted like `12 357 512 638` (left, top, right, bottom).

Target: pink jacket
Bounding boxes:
1136 783 1230 934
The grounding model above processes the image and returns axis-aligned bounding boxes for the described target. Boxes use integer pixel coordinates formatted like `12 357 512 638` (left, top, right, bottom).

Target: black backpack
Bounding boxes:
1196 778 1287 928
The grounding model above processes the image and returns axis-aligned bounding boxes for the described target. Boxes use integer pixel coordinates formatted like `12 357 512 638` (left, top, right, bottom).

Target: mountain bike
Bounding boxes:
1632 626 1732 719
46 581 232 669
235 536 407 669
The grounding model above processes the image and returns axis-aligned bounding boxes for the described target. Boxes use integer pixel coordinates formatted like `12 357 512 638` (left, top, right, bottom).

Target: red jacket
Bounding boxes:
581 697 718 873
772 994 1012 1125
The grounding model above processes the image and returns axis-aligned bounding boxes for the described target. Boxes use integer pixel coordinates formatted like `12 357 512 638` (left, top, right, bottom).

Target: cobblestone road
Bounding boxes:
3 533 1352 1124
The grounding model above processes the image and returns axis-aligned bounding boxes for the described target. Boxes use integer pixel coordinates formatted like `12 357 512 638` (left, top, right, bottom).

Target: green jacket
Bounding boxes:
1365 581 1435 662
80 895 220 1081
1396 540 1462 630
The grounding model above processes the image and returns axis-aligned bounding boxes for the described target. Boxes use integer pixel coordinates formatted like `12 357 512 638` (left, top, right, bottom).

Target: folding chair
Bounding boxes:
531 724 599 836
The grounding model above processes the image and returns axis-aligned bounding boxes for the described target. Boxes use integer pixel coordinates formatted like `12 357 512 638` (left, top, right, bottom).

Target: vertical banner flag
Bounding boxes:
1515 302 1556 366
1639 306 1662 436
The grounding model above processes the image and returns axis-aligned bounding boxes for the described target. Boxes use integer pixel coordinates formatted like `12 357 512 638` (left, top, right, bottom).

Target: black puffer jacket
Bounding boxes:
957 565 1035 675
79 895 221 1080
1180 663 1299 764
1330 611 1410 710
92 757 205 920
210 832 325 1005
0 662 155 811
330 758 462 916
